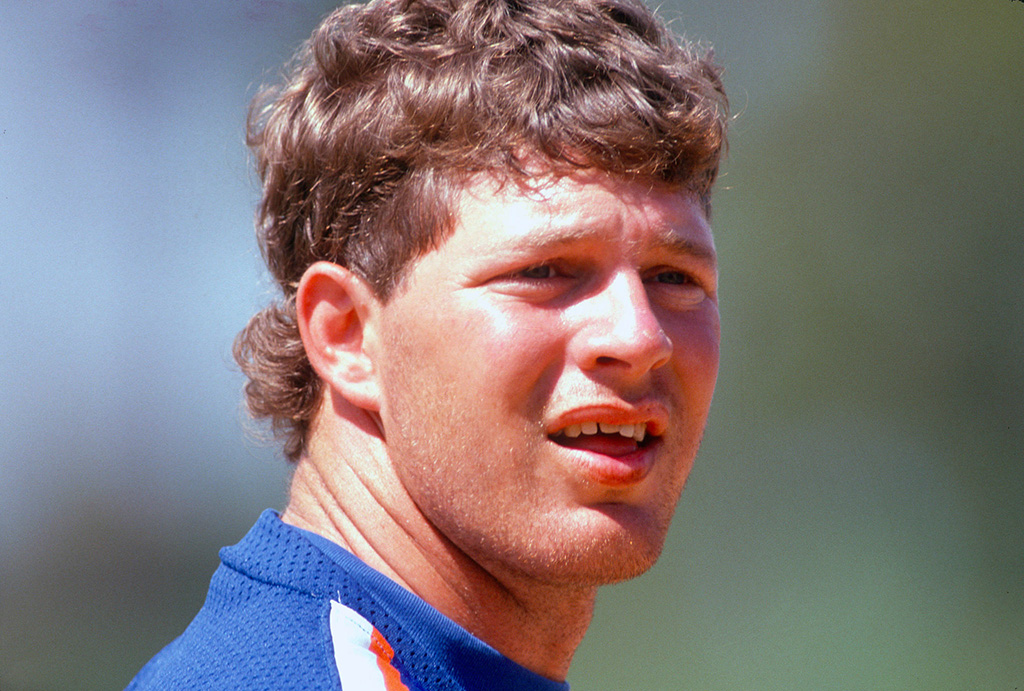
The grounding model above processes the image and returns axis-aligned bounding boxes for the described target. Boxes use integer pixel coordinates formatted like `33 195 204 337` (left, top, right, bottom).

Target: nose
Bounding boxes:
572 271 672 377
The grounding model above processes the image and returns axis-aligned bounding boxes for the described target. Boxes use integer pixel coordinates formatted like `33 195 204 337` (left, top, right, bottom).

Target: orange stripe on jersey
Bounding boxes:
370 627 410 691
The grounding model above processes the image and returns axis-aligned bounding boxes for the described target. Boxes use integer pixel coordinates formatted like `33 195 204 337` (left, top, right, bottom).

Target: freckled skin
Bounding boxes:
371 171 720 587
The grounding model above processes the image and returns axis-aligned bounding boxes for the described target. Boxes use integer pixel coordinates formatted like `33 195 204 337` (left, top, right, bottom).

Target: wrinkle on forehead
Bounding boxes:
456 169 717 268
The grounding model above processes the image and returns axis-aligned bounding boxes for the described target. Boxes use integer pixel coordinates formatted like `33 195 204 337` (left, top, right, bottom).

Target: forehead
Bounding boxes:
445 170 716 261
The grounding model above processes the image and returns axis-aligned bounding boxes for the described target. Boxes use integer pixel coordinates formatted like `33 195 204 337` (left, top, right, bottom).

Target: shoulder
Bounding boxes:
126 512 344 690
127 569 339 689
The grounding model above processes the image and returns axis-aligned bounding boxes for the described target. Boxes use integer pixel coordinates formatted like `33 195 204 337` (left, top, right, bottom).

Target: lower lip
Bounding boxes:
561 440 657 487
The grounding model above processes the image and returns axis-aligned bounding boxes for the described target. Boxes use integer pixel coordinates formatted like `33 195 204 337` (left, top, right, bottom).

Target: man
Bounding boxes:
129 0 727 688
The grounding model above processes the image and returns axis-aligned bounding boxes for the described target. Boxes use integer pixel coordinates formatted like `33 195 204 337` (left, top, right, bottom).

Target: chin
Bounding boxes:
506 505 673 587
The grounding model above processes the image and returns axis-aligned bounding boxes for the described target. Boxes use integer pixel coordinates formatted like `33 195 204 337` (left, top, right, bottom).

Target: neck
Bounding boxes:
281 413 595 682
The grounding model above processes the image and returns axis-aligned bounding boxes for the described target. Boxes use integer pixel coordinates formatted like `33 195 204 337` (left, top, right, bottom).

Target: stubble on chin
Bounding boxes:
375 323 702 592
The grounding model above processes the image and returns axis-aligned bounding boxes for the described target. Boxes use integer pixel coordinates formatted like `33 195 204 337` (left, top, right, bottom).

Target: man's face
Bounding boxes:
370 170 720 587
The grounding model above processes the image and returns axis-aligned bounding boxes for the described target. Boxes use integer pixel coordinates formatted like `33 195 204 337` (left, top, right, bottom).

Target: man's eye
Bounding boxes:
653 271 693 285
518 265 556 279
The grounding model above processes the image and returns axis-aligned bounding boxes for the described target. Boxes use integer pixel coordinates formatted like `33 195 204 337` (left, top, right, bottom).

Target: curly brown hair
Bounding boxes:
235 0 729 462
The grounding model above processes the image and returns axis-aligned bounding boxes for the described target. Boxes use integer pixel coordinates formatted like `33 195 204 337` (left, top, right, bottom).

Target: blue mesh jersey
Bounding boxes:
127 510 570 691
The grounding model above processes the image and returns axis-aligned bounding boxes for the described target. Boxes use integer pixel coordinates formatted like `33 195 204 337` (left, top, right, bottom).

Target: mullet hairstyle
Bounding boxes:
236 0 729 462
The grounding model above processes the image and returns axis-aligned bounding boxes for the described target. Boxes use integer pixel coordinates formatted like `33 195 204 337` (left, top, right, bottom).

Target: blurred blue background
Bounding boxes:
2 1 1021 689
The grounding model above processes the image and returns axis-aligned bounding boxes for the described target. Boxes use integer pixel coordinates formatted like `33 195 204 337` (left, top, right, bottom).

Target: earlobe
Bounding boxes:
296 261 383 412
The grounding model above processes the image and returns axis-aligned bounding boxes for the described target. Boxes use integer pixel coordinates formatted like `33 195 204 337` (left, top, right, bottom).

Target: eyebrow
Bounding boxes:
649 228 718 269
510 223 718 270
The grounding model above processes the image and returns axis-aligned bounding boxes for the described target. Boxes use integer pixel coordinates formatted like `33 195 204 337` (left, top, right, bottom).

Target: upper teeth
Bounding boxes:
561 422 647 442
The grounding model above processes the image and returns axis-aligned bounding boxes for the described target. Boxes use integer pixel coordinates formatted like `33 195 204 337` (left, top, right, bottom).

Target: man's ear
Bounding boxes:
296 261 383 412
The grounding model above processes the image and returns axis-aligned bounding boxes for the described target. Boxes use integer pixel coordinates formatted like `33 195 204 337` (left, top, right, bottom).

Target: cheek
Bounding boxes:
668 310 721 393
457 301 570 397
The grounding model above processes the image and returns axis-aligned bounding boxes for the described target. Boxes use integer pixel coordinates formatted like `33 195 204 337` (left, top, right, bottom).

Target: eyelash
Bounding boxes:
517 264 560 280
650 270 695 286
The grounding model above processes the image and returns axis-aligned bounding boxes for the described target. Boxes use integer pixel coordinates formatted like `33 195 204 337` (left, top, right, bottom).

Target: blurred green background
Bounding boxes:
1 1 1021 689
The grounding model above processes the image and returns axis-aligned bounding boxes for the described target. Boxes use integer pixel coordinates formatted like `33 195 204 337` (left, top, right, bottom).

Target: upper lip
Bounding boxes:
546 402 669 438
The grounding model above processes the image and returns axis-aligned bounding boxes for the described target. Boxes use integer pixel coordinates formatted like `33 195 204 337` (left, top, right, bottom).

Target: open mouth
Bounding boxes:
549 422 657 456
